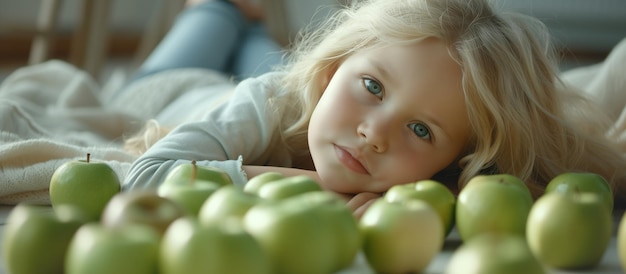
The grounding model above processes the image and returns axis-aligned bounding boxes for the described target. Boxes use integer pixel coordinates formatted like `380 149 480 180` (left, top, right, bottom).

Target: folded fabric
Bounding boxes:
0 60 229 204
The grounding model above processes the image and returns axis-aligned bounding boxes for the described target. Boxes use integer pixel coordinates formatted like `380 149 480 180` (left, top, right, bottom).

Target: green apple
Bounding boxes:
384 179 456 236
101 190 186 235
360 198 444 273
294 191 361 271
244 191 360 274
456 174 534 242
445 233 546 274
546 172 613 212
162 161 233 187
618 211 626 271
526 192 612 269
198 185 263 226
159 161 229 216
256 175 322 200
160 217 271 274
158 180 221 216
49 153 121 221
65 223 160 274
3 204 88 274
244 171 285 194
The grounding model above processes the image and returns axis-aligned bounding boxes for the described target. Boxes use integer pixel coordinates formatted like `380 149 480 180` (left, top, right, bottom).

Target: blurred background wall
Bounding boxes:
0 0 338 68
0 0 625 80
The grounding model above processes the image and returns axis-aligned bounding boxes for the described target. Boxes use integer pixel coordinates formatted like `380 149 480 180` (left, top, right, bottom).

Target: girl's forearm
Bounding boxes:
242 165 381 218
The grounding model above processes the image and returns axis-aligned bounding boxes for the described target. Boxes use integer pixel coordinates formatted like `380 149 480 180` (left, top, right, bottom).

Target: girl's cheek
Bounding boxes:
323 64 340 87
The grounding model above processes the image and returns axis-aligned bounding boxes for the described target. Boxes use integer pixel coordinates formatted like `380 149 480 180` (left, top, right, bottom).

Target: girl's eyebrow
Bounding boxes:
368 59 393 81
367 59 395 84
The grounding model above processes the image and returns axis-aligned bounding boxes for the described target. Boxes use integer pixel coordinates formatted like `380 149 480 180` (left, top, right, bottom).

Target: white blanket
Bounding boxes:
1 38 625 205
0 61 229 205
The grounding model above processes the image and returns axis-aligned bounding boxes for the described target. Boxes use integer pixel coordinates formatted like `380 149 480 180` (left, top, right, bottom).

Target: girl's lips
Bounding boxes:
334 145 369 175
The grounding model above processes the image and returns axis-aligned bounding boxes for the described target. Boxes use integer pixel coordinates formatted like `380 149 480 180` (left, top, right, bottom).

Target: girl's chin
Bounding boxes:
316 174 352 193
318 176 369 195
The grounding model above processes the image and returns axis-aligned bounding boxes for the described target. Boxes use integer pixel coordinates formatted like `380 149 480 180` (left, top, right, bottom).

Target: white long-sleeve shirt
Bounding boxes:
123 71 295 190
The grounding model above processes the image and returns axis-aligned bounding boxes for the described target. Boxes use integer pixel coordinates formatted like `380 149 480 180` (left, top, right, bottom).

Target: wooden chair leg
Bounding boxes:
70 0 112 78
29 0 62 65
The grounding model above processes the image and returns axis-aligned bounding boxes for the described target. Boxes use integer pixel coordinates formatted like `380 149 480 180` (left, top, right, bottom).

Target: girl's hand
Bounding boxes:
243 166 381 217
243 166 320 180
341 192 382 219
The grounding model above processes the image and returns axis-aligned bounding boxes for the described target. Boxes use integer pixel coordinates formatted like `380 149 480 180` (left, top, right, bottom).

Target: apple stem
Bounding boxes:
86 153 91 163
191 160 197 185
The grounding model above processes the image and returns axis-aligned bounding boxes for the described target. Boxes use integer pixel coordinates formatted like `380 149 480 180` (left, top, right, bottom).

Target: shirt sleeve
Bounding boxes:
123 72 288 190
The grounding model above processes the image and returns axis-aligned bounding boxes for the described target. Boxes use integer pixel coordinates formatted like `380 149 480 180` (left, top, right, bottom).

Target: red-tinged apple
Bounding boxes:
160 217 271 274
256 175 322 200
65 223 160 274
244 191 360 274
162 161 233 187
526 192 612 269
456 174 534 242
244 171 285 194
546 172 613 212
445 233 546 274
101 190 185 235
2 204 88 274
49 153 121 221
198 185 263 226
360 199 444 273
618 211 626 271
385 179 456 236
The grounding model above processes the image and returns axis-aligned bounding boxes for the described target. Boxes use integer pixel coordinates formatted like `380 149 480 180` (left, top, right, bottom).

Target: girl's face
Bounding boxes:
308 39 471 194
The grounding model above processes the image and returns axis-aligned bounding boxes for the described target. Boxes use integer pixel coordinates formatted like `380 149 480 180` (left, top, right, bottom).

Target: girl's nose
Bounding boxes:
357 120 389 153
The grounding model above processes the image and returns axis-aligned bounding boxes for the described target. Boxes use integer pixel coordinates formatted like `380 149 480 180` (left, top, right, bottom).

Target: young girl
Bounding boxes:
124 0 626 213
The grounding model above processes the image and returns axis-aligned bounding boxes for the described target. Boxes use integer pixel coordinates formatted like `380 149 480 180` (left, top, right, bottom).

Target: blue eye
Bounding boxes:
409 123 431 140
363 78 383 98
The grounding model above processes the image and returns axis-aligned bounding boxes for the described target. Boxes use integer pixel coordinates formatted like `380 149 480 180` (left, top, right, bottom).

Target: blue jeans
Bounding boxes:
133 0 285 82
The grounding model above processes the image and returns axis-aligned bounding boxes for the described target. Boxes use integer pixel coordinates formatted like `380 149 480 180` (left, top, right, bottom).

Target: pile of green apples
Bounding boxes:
5 153 626 274
2 156 458 274
445 172 621 274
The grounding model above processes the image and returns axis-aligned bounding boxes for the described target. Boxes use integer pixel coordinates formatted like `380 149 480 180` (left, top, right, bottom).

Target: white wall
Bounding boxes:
283 0 340 33
494 0 626 52
1 0 624 52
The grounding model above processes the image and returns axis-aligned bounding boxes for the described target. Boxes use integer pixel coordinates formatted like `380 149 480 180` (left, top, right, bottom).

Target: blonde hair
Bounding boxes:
124 119 172 156
273 0 626 196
